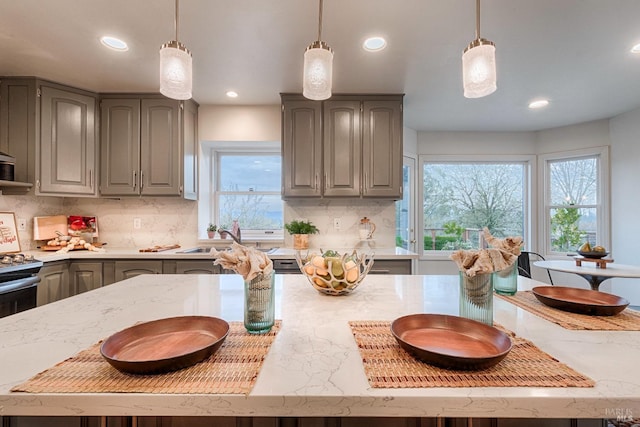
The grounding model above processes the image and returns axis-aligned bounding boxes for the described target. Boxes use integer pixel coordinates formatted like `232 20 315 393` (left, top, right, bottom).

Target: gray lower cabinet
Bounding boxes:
36 261 70 306
369 259 412 275
114 260 163 282
163 260 221 274
68 261 103 295
99 95 198 198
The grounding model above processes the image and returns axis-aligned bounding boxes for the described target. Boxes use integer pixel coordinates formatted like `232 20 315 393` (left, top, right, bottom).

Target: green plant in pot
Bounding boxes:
218 224 229 239
284 220 319 250
206 223 217 239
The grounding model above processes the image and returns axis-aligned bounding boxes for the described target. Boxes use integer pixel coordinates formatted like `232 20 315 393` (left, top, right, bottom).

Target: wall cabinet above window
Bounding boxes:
281 94 403 199
99 95 198 199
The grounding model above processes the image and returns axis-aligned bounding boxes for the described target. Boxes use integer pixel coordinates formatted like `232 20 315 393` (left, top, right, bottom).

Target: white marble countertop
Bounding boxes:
23 246 418 262
1 274 638 418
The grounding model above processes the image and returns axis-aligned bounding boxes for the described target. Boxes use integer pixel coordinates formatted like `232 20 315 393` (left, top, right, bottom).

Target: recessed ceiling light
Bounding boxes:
100 36 128 51
226 91 239 98
363 36 387 52
528 99 549 109
631 43 640 53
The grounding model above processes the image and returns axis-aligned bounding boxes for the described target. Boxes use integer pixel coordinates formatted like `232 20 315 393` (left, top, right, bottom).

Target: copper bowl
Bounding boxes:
391 314 512 370
100 316 229 374
532 286 629 316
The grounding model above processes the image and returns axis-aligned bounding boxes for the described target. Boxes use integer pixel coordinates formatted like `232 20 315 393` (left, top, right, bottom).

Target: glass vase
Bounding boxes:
493 263 518 296
459 272 494 326
244 271 275 334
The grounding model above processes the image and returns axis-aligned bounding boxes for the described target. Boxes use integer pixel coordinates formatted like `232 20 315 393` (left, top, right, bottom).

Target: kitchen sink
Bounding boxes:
178 247 278 254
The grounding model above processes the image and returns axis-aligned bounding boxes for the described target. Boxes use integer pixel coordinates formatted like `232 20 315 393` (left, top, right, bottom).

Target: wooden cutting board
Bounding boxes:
139 244 181 252
33 215 68 241
41 242 105 251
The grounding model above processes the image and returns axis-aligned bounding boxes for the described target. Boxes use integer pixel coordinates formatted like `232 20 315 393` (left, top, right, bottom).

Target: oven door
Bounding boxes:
0 275 40 318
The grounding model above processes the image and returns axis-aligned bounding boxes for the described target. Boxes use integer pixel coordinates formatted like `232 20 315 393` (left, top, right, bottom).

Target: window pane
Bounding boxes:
423 163 525 250
219 194 283 230
549 158 597 205
547 155 599 253
550 207 596 252
219 155 281 192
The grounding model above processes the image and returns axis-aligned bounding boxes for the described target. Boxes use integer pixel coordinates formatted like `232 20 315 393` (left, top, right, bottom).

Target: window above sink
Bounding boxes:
199 141 284 242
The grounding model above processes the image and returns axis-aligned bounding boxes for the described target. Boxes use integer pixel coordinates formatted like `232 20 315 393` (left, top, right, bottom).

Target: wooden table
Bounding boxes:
534 260 640 290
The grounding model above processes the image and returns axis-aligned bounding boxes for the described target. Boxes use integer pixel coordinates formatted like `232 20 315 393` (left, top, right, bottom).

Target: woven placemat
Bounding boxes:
349 320 594 388
496 291 640 330
12 320 281 395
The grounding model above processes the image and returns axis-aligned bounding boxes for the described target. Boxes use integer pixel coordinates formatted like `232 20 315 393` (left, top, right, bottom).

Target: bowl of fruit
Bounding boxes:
295 249 375 296
577 242 609 259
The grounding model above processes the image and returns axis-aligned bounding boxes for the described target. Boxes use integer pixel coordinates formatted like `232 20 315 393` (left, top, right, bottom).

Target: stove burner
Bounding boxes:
0 254 43 279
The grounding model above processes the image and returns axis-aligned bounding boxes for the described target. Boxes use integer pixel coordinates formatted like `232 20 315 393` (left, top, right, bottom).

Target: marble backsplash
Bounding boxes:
283 199 396 249
1 194 395 251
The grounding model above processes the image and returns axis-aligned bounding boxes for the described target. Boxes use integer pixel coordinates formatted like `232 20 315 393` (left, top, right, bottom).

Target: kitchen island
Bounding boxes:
0 274 637 423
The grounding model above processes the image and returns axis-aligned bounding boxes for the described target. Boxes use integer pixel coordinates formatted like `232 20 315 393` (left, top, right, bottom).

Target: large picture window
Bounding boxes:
421 156 530 253
541 147 609 255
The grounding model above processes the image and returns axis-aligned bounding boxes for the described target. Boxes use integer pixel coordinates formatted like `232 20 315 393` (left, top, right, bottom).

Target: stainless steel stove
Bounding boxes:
0 253 43 318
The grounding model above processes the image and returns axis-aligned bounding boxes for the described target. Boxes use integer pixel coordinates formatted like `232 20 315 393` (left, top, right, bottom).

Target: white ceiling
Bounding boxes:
2 0 640 132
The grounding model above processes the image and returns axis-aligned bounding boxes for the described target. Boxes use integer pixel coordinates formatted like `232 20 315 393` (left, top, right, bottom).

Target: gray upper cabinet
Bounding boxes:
281 98 322 197
99 98 140 196
361 99 403 198
323 99 361 197
39 85 97 195
0 77 98 197
100 95 198 198
281 94 403 199
182 98 198 200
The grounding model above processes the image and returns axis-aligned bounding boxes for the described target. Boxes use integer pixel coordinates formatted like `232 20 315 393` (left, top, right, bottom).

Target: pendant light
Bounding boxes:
159 0 192 100
303 0 333 101
462 0 496 98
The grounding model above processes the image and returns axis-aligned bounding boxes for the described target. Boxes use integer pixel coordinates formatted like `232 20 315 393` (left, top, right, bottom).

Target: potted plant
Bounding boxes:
218 224 229 239
206 223 217 239
284 220 319 250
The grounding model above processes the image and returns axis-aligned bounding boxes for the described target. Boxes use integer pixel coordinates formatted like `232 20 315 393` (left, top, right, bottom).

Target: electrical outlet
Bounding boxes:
333 218 341 230
133 218 141 229
17 218 27 231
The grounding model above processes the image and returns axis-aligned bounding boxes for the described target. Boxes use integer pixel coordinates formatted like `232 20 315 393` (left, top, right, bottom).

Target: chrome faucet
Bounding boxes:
219 228 241 244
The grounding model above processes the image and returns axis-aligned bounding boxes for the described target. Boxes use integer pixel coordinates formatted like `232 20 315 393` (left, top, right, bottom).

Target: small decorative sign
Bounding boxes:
0 212 21 253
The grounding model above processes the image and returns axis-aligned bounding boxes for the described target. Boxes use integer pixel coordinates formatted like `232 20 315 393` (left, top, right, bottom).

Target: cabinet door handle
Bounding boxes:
132 171 137 190
89 169 93 189
324 173 328 191
140 171 144 190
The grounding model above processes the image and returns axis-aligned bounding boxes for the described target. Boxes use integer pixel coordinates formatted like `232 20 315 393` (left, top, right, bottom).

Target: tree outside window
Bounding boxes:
423 162 526 251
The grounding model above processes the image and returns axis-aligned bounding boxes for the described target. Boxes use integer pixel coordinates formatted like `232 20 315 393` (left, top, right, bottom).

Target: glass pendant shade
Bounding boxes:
462 40 496 98
303 42 333 101
160 41 192 100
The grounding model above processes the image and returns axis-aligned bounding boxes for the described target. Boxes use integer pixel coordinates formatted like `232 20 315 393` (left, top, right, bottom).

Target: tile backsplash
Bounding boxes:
284 198 396 249
1 193 396 250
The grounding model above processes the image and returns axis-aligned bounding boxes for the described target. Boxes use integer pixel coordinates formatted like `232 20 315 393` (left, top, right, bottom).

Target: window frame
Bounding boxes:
201 141 283 241
418 154 535 260
538 146 610 257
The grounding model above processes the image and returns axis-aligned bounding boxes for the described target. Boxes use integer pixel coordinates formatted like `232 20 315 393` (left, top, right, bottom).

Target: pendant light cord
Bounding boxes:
475 0 481 40
175 0 180 42
317 0 324 42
